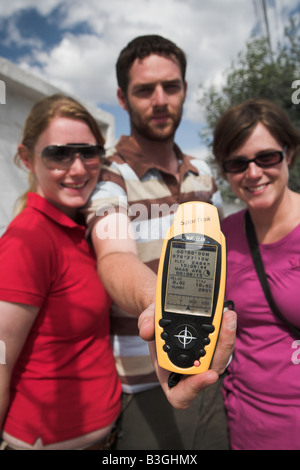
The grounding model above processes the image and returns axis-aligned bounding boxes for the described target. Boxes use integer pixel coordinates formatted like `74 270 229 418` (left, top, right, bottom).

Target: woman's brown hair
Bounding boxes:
213 98 300 177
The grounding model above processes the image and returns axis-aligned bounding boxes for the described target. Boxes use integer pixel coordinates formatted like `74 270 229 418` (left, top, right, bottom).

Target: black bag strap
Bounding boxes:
245 210 300 339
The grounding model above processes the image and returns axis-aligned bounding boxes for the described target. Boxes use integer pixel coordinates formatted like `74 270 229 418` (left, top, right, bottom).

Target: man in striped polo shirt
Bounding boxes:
84 35 234 450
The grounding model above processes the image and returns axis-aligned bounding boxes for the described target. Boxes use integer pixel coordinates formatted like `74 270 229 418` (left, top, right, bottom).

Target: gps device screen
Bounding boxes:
165 241 217 317
155 201 226 375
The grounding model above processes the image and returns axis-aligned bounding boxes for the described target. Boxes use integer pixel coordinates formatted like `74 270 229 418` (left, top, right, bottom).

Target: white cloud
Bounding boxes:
2 17 43 49
19 33 119 104
0 0 63 17
2 0 300 151
185 146 210 161
12 1 257 118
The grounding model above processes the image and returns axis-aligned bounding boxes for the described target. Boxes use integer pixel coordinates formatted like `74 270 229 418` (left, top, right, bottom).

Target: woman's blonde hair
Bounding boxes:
14 93 105 215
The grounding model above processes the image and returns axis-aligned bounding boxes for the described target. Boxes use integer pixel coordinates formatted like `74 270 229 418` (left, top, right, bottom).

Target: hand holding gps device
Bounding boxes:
155 201 226 375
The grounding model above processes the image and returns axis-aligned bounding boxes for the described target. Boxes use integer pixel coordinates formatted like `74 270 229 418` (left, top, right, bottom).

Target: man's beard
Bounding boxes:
128 105 183 142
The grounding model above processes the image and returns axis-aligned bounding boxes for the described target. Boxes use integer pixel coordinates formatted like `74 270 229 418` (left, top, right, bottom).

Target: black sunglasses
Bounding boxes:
40 143 105 170
222 150 285 174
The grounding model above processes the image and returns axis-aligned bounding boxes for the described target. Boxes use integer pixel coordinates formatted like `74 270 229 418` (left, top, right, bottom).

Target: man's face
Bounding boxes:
118 54 187 142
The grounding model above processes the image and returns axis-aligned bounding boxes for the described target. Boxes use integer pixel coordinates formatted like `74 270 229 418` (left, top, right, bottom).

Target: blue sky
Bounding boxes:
0 0 299 158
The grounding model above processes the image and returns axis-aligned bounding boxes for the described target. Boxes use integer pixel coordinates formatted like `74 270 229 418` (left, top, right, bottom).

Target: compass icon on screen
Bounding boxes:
174 326 197 349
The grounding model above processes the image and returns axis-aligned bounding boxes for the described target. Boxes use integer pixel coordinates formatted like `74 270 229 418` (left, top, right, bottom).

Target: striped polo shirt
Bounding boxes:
84 135 223 394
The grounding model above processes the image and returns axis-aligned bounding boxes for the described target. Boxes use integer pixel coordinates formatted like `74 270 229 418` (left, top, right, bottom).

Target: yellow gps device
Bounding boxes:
155 201 226 375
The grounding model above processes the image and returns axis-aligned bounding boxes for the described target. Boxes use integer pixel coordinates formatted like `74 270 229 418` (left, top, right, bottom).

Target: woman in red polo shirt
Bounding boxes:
0 94 121 450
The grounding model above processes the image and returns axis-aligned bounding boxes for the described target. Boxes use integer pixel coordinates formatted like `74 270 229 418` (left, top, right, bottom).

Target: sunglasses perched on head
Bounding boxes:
222 149 285 174
40 143 105 170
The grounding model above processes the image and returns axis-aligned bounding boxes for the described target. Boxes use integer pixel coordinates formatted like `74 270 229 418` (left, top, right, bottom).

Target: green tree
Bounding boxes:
199 18 300 199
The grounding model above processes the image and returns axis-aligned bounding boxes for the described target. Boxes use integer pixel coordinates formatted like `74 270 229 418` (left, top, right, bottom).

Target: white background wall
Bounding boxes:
0 57 115 235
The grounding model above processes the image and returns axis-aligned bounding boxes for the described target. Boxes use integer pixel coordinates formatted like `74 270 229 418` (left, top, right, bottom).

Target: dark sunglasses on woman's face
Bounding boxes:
40 143 105 170
222 149 286 174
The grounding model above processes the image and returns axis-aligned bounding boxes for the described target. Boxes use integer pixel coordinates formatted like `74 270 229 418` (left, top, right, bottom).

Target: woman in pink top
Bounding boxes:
213 99 300 450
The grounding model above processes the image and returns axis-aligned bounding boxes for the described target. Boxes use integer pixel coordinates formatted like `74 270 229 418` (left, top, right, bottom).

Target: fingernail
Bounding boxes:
227 312 237 331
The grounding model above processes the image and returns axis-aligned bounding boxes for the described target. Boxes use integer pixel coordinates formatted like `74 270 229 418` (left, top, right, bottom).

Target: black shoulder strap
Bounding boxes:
245 210 300 339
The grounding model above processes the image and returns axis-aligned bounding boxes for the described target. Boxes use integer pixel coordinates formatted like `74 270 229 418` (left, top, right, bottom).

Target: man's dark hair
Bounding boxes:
116 35 187 94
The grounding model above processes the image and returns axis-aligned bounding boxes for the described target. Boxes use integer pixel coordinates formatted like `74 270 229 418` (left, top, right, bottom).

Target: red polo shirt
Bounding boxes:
0 193 121 445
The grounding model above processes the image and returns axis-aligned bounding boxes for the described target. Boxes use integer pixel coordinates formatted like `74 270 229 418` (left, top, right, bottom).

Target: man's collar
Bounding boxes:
114 135 200 179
